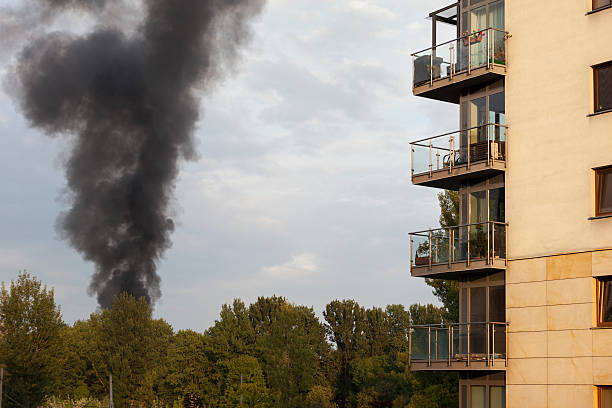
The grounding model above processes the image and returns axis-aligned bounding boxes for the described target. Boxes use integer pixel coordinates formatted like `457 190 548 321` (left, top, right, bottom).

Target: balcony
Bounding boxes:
411 123 507 190
412 28 508 103
409 221 506 279
409 322 508 371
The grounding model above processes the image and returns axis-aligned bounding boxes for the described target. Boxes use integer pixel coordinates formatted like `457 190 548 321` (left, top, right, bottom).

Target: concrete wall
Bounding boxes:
506 251 612 407
506 0 612 259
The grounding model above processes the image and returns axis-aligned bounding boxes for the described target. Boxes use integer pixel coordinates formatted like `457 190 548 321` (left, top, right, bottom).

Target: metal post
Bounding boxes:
492 323 496 366
428 326 431 367
430 51 434 86
1 367 3 408
450 43 455 79
467 128 471 170
410 235 413 272
492 223 496 260
429 141 433 176
467 323 471 367
411 145 414 177
449 134 454 173
409 328 412 366
467 224 471 267
448 228 452 269
486 323 490 367
487 28 491 70
428 230 432 270
109 375 113 408
468 33 471 74
435 328 438 361
488 123 491 166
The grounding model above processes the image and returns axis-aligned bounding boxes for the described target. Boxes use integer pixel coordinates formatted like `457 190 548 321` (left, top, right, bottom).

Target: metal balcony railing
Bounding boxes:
410 221 507 271
409 322 508 369
411 123 507 178
412 27 508 88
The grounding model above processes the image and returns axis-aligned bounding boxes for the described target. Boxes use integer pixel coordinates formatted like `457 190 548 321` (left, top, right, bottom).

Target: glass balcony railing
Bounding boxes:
411 123 507 178
409 322 508 369
412 27 508 88
410 221 506 271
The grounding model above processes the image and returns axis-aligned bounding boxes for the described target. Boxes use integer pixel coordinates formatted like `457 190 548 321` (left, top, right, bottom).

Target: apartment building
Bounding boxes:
407 1 612 407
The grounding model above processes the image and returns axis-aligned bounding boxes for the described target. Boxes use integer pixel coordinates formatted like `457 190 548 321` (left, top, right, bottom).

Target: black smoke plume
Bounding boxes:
6 0 265 308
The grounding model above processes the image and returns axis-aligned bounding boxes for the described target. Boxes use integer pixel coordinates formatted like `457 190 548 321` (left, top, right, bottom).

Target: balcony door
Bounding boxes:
459 0 505 70
460 87 505 164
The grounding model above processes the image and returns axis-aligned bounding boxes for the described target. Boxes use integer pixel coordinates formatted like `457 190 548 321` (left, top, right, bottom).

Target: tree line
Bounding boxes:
0 272 457 408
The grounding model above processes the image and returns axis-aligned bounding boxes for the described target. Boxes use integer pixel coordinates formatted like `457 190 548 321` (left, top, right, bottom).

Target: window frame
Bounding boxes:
596 277 612 328
595 166 612 217
594 62 612 114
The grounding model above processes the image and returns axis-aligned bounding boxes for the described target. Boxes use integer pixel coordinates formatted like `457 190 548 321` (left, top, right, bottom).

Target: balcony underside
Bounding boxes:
411 258 506 279
411 359 507 371
412 159 506 190
413 65 506 104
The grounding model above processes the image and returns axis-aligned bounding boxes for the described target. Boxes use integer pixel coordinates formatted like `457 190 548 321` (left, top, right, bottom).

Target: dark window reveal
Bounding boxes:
598 278 612 327
596 166 612 216
595 62 612 113
594 0 612 11
599 386 612 408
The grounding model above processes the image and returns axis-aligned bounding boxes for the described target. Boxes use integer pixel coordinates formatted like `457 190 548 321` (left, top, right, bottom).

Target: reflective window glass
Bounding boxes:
470 385 486 408
597 167 612 216
490 386 506 408
595 63 612 112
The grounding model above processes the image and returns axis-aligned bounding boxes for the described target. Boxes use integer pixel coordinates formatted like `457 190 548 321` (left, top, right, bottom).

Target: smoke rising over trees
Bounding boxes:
4 0 265 308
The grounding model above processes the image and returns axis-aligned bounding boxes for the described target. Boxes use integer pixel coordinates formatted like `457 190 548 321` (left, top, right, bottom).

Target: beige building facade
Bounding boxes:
408 0 612 407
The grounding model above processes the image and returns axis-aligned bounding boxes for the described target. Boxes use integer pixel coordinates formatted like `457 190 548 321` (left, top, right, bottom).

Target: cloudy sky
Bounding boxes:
0 0 459 331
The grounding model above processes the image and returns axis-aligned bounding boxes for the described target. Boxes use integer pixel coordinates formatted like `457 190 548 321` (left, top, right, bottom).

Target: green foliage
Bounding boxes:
0 273 459 408
424 190 462 323
0 272 64 408
81 293 174 406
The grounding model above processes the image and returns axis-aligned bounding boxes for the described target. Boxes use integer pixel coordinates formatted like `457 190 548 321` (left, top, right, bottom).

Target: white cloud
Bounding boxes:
259 252 319 279
347 1 396 19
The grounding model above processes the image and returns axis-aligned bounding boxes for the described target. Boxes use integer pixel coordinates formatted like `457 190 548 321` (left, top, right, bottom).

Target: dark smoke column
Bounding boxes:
11 0 265 308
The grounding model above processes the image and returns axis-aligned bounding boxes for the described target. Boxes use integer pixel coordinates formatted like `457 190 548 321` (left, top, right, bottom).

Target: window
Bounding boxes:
594 0 612 11
597 278 612 327
598 386 612 408
594 62 612 113
596 167 612 216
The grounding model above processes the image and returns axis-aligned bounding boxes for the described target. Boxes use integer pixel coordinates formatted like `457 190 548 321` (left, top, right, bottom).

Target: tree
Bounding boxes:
323 300 367 408
220 355 271 408
424 190 460 322
0 272 64 407
160 330 213 407
248 296 332 407
82 293 173 407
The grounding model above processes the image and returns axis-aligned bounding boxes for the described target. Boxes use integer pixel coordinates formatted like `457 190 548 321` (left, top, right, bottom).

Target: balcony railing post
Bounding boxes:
411 145 414 177
429 141 433 177
487 28 491 70
492 223 496 260
467 224 470 267
451 325 454 364
428 326 431 367
487 222 491 265
448 228 452 270
428 230 432 270
408 327 412 367
435 235 439 264
435 328 438 361
449 134 454 173
488 123 491 166
448 325 452 366
409 234 413 272
468 33 471 74
467 129 471 170
486 323 490 367
450 43 454 80
430 51 434 86
467 323 471 367
492 322 496 366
